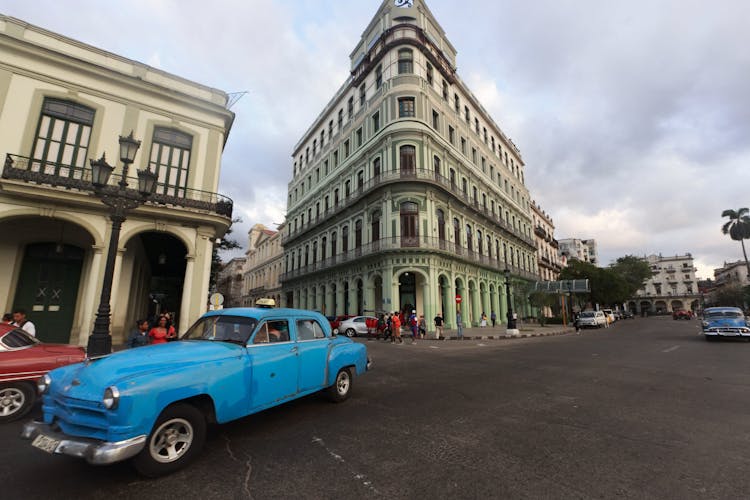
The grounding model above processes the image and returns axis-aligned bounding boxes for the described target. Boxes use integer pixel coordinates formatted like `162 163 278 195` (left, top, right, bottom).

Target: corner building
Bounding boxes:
281 0 538 329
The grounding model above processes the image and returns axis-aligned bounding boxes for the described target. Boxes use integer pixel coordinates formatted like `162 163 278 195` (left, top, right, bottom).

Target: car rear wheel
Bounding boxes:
0 382 35 423
345 328 356 338
133 403 206 477
326 368 352 403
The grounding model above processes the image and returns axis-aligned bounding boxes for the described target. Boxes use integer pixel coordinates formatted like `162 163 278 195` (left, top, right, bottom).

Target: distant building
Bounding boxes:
630 254 700 314
713 260 749 288
216 257 246 308
242 223 284 307
531 202 563 281
558 238 598 266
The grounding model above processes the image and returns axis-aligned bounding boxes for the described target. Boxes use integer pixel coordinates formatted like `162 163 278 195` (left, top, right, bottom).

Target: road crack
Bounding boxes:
312 436 381 496
223 434 254 499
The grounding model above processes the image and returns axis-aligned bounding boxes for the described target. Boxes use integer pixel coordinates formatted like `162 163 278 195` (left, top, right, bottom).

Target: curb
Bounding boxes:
364 328 573 341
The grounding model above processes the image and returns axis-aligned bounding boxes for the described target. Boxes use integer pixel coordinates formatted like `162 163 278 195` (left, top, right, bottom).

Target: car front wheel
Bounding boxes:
0 382 35 423
327 368 352 403
133 403 206 477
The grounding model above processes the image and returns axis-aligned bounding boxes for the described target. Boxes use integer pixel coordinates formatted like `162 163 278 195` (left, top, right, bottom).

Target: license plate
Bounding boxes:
32 434 60 453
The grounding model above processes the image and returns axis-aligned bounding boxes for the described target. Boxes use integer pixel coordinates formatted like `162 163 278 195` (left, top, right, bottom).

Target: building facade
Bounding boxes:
558 238 598 266
280 0 538 329
0 16 234 344
630 254 700 314
242 223 284 307
531 201 563 282
216 257 246 308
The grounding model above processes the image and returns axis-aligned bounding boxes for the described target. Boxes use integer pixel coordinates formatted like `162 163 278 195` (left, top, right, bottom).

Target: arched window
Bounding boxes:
304 245 309 267
331 232 337 257
321 237 327 260
466 224 473 252
453 218 461 248
400 202 419 247
312 241 318 264
477 230 483 254
373 157 381 177
433 155 441 178
400 145 416 175
355 220 363 249
342 226 349 253
371 210 381 243
398 48 413 74
437 209 446 241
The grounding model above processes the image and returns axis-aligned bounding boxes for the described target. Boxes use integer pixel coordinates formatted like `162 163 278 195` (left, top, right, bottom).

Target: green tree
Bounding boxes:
721 208 750 277
210 217 242 290
528 291 556 325
610 255 653 298
712 283 746 308
559 260 630 307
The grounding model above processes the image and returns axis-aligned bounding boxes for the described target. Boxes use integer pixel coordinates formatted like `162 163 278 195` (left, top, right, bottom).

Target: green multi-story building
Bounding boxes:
281 0 539 329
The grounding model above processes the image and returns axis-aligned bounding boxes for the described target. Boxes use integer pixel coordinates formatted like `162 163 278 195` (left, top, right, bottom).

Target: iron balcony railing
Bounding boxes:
284 168 536 248
280 235 538 283
2 154 233 218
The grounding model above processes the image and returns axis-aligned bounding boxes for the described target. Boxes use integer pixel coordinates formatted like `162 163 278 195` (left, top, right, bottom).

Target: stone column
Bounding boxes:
77 245 104 346
382 264 394 313
348 284 358 316
179 254 196 334
336 282 346 316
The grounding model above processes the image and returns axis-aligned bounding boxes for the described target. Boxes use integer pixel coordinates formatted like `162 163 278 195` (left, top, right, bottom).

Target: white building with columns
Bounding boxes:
0 16 234 344
280 0 539 329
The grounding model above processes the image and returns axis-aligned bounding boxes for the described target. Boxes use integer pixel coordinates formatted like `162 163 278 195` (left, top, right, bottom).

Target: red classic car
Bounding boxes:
0 324 85 422
672 309 693 320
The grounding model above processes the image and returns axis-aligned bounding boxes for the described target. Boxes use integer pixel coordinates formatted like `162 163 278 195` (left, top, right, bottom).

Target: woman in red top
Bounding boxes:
149 316 175 344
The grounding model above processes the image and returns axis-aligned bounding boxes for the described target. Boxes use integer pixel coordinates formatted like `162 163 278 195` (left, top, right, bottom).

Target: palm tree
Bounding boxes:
722 208 750 277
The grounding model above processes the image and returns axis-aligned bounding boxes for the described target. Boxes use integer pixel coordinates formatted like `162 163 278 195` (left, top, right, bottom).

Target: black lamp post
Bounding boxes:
566 281 573 326
87 132 157 356
504 268 517 330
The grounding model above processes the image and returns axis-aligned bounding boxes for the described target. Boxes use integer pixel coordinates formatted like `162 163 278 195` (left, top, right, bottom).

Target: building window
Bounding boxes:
355 219 362 249
433 155 441 176
342 225 349 253
312 140 317 155
359 84 366 106
329 120 334 137
448 126 455 144
356 128 363 147
464 106 470 123
371 211 381 241
466 224 473 252
357 170 364 191
437 208 446 241
347 97 354 119
31 98 95 176
442 80 449 100
306 147 309 163
477 230 483 254
462 178 467 195
148 127 193 196
372 111 380 133
338 109 343 130
453 218 461 246
372 157 382 177
398 48 413 74
450 168 456 188
345 180 351 198
426 62 433 85
454 94 460 113
333 150 339 167
344 140 350 158
375 65 383 89
400 145 416 174
432 110 439 129
324 159 329 175
398 97 415 118
471 148 477 164
460 137 466 154
320 130 324 147
483 127 488 143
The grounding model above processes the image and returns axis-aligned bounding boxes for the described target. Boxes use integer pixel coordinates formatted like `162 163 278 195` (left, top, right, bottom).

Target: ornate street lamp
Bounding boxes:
504 268 517 330
87 132 157 356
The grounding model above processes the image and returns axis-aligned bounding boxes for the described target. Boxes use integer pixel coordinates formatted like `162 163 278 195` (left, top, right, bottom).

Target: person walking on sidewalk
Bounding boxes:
490 311 496 327
480 312 487 327
418 315 426 339
456 311 463 339
434 313 444 340
390 312 403 344
574 312 581 334
408 310 418 344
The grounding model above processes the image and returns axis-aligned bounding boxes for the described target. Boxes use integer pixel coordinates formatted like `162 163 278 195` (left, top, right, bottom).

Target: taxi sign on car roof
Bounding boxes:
255 298 276 308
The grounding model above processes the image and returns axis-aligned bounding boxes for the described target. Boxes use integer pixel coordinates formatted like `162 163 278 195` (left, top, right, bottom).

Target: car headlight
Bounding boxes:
102 386 120 410
702 322 709 328
37 374 51 395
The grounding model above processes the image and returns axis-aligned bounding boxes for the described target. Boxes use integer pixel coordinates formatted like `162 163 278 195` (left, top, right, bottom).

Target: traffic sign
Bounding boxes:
210 292 224 307
455 295 462 304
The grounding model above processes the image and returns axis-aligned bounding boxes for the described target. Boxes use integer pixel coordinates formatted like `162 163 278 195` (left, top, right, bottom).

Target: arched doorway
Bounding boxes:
639 300 652 316
655 300 667 314
2 217 96 344
119 231 187 336
670 300 684 312
398 272 416 314
372 275 383 314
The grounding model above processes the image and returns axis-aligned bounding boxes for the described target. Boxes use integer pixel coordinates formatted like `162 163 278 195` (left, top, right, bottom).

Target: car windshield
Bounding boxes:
181 315 259 345
580 312 595 318
0 328 40 349
705 310 744 319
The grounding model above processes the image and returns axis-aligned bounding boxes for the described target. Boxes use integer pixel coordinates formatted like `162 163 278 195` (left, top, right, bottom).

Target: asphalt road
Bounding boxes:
3 317 750 499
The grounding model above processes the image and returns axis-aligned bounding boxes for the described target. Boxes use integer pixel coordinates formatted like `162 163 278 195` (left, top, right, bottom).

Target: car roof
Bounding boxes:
203 308 328 321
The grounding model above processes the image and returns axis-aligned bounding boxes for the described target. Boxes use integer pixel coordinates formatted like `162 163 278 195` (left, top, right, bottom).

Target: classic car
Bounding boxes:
0 323 85 423
22 308 370 477
337 315 379 337
702 307 750 340
672 309 692 320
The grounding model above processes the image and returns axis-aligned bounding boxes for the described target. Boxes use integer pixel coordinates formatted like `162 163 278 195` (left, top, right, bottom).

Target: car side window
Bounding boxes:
253 321 289 344
312 321 326 338
354 317 364 323
296 320 316 341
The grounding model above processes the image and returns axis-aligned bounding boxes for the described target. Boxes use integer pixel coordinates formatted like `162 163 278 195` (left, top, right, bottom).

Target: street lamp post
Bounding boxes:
504 268 518 333
87 132 157 356
566 281 573 326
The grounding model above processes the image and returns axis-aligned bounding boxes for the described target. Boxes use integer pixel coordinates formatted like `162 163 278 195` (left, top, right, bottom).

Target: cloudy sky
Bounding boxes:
4 0 749 279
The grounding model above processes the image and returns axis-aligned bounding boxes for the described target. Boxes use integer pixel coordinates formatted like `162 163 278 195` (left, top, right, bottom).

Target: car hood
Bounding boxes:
39 344 86 356
50 341 243 398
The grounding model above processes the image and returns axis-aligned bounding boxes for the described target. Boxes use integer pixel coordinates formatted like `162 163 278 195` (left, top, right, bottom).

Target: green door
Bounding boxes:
13 243 84 344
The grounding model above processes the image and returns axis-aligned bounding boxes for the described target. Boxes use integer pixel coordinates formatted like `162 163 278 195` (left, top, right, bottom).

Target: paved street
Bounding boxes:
3 317 750 499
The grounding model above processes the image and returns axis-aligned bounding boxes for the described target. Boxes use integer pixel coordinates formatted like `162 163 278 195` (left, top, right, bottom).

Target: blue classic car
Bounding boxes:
21 308 370 476
702 307 750 340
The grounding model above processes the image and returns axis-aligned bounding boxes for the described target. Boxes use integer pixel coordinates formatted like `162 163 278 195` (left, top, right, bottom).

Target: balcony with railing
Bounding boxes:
280 235 538 283
3 154 233 218
283 168 536 248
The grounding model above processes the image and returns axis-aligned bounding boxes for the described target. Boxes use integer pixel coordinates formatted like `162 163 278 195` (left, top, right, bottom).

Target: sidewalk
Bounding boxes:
373 323 574 341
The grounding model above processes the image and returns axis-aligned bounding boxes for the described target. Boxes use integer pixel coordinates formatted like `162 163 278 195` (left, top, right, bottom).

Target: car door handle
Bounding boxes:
290 346 298 353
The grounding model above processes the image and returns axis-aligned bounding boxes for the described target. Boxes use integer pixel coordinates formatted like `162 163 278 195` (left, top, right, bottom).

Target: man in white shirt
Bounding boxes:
12 309 36 337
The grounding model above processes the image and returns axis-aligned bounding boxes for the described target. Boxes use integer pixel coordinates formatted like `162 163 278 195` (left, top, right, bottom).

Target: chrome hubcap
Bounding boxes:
149 418 193 463
0 388 24 416
337 372 350 395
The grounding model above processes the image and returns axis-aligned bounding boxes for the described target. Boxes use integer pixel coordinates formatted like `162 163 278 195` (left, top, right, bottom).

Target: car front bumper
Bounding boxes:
704 330 750 337
21 421 146 465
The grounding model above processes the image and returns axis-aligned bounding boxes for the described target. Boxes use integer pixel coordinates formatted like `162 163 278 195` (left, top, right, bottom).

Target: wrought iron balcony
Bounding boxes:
280 235 538 283
283 168 536 249
3 154 233 218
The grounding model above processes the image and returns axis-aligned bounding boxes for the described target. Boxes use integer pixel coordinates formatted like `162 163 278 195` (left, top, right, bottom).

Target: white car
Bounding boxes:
337 316 378 337
577 311 608 328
